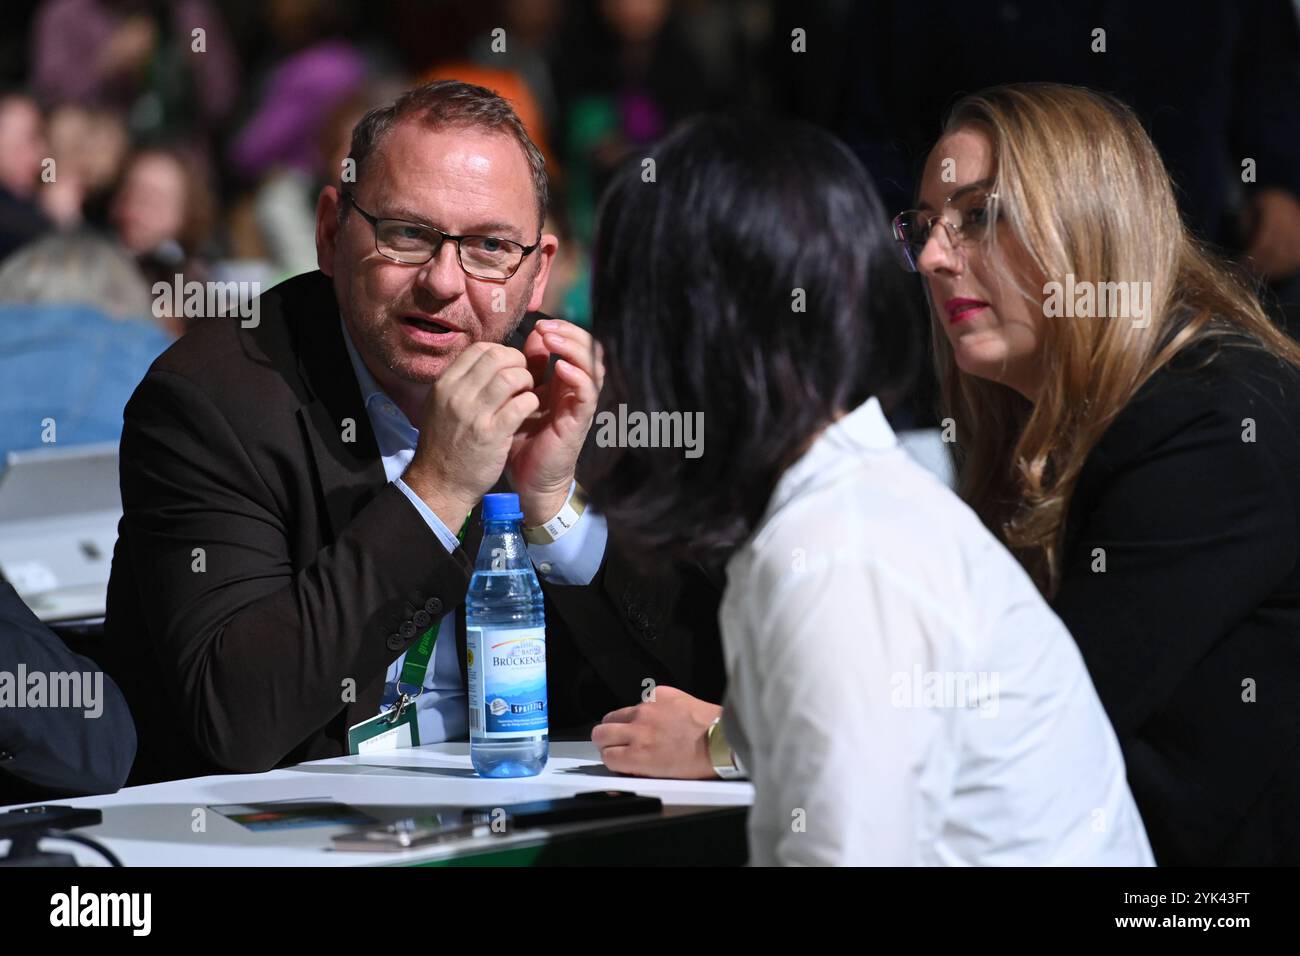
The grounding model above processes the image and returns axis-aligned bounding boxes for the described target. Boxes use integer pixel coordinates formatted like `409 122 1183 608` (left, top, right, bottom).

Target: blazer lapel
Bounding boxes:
282 279 390 731
290 285 387 541
299 400 386 540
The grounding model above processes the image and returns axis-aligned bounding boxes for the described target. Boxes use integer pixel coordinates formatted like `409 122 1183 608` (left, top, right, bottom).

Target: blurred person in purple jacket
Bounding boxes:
30 0 239 141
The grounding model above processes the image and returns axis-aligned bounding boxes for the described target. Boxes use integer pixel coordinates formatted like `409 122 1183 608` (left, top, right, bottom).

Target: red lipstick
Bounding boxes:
944 298 989 324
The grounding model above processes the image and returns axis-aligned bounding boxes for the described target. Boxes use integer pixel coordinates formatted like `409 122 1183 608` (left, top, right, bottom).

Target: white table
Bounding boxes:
1 742 754 866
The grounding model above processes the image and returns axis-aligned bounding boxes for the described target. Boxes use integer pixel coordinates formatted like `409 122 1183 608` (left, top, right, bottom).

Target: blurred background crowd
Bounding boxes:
1 0 1298 459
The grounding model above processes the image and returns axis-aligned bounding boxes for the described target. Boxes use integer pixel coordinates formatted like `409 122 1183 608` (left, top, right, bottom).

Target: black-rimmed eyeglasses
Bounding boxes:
343 193 539 281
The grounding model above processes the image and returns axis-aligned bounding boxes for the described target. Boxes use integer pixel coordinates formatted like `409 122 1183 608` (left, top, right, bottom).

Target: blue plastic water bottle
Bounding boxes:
467 493 549 777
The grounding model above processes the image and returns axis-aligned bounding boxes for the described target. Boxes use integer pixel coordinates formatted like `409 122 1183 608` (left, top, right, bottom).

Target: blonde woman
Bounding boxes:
894 82 1300 865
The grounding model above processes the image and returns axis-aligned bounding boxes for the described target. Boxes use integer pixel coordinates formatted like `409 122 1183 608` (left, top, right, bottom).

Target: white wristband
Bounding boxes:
523 483 588 545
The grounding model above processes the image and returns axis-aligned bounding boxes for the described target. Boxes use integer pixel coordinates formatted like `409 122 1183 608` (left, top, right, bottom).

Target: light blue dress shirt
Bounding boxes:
340 320 609 742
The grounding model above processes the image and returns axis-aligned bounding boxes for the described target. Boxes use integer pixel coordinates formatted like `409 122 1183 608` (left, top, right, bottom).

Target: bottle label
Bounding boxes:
467 626 548 737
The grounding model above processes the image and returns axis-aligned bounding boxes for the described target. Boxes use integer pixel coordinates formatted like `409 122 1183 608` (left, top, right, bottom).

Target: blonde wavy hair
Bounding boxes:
932 83 1300 595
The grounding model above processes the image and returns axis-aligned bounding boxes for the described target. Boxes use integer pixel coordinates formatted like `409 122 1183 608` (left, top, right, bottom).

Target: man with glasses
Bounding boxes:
102 80 725 784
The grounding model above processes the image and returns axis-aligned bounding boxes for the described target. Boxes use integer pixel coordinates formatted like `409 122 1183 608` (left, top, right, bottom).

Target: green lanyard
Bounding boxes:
396 516 470 695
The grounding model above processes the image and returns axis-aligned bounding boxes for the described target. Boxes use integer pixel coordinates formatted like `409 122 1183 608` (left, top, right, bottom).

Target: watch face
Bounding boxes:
707 717 734 777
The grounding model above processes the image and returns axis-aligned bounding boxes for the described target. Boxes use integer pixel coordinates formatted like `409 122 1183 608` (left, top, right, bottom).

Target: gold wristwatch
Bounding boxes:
707 715 746 780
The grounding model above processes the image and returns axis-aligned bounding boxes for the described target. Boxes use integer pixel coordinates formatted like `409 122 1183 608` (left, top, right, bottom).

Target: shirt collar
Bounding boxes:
339 316 389 409
761 396 898 521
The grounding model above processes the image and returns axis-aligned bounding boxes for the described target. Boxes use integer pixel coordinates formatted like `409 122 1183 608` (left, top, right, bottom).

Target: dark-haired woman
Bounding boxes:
587 114 1152 865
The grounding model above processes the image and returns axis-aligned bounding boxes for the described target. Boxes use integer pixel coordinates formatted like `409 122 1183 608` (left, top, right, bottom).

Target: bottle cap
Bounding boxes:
482 492 524 523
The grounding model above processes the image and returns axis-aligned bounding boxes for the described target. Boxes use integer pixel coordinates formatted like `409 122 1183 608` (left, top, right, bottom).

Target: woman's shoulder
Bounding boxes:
1092 335 1300 469
729 442 1040 642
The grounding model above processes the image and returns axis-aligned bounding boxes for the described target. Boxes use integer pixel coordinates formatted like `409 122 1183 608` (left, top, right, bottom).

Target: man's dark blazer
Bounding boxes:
1055 336 1300 865
1 583 136 806
103 270 724 785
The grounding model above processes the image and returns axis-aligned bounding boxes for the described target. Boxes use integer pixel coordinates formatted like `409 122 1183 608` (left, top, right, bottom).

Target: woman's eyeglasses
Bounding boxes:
892 186 1000 272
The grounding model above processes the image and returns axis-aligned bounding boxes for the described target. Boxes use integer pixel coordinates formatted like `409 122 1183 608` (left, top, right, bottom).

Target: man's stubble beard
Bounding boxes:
355 294 532 386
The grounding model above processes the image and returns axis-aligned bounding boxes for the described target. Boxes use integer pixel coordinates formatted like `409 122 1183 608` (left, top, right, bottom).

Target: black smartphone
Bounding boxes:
0 805 102 835
461 790 662 828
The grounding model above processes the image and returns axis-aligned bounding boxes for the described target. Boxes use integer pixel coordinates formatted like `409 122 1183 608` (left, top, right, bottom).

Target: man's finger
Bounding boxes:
521 326 551 385
536 317 590 344
551 359 599 407
592 721 635 749
598 745 636 775
541 329 598 378
481 364 536 413
600 705 639 724
458 343 526 396
494 389 540 433
436 339 494 390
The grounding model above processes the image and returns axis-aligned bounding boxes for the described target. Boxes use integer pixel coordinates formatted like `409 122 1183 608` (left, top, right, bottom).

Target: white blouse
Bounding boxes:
720 398 1154 866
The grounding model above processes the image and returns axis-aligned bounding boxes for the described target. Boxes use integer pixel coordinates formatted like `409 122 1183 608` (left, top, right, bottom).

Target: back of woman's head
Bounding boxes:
589 112 917 565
